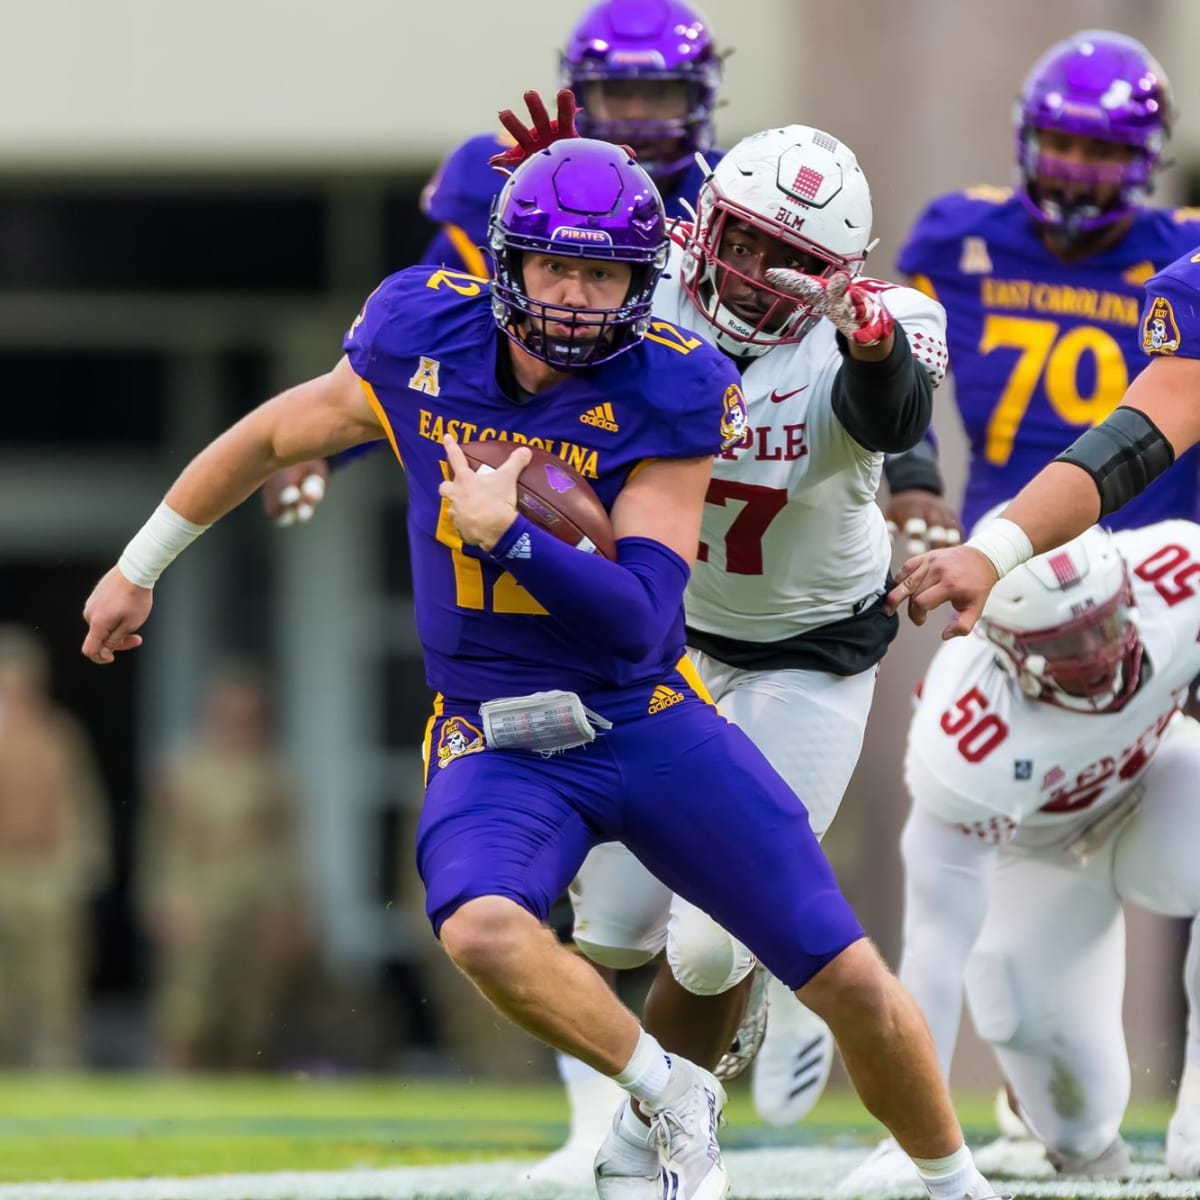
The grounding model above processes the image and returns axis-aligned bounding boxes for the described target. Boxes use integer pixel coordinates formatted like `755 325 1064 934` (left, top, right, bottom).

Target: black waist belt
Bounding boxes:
686 580 898 675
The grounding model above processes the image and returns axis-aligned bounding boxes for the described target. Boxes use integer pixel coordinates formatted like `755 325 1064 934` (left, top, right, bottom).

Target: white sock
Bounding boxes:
614 1030 673 1107
618 1095 655 1145
913 1144 981 1200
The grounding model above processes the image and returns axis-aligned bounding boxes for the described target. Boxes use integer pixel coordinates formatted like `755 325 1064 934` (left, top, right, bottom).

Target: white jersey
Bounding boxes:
652 242 949 641
906 520 1200 850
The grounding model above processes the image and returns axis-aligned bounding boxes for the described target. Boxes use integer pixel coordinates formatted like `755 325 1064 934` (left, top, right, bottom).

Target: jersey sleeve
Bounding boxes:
1140 253 1200 361
419 132 510 248
676 351 747 459
882 283 949 387
896 196 949 280
342 270 422 392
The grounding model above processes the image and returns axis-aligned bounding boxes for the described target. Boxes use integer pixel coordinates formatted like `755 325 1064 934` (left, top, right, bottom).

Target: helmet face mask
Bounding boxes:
1014 29 1173 238
978 525 1143 714
681 126 873 358
488 139 669 370
561 0 722 184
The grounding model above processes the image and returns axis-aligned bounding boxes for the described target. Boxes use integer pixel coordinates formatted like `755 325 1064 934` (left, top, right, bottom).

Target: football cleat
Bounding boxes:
714 962 769 1082
836 1136 921 1195
645 1061 729 1200
1168 1103 1200 1178
594 1099 659 1200
751 975 835 1125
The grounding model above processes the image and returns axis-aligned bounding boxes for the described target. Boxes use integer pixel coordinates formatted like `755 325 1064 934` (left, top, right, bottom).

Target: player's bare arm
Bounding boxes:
886 355 1200 638
82 357 382 665
609 455 711 563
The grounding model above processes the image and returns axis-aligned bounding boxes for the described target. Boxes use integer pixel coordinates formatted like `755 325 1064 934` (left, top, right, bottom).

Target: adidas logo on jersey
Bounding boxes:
648 685 684 715
580 402 619 432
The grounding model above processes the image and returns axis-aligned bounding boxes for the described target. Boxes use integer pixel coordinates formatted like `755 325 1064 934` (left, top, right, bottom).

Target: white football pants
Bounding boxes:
900 717 1200 1162
571 652 876 994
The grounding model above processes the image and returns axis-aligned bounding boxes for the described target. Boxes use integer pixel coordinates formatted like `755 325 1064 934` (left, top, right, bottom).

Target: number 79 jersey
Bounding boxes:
898 189 1200 532
906 520 1200 849
652 241 949 642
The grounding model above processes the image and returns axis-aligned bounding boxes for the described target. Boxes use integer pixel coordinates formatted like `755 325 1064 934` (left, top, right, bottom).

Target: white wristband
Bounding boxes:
964 517 1033 580
117 502 210 589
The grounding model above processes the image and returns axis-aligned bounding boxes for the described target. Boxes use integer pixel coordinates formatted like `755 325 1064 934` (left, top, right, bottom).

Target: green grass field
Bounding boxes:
0 1073 1175 1183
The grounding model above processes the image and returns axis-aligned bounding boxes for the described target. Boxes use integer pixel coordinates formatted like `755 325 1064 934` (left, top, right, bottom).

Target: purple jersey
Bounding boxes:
420 132 722 275
342 264 741 701
898 188 1200 530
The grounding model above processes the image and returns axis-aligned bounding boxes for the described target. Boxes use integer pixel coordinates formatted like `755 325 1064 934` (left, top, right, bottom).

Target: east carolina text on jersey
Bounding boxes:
342 265 741 701
898 189 1200 529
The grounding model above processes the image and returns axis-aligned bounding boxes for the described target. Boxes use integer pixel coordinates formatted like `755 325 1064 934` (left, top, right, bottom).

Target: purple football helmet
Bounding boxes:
488 138 669 369
1015 30 1174 235
561 0 722 184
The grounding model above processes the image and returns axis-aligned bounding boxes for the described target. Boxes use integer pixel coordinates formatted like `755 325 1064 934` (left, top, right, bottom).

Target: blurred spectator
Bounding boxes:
137 661 312 1070
0 625 111 1069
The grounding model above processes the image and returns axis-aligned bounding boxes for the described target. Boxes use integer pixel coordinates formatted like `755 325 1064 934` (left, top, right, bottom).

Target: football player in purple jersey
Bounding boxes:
265 0 954 551
81 138 997 1200
889 247 1200 635
262 0 730 528
896 29 1200 537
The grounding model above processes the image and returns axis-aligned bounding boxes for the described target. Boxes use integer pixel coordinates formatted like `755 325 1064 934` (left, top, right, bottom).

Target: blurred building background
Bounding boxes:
0 0 1193 1091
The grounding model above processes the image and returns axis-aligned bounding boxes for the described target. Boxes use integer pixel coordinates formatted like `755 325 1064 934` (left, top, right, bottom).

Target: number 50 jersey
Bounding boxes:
906 520 1200 851
898 188 1200 531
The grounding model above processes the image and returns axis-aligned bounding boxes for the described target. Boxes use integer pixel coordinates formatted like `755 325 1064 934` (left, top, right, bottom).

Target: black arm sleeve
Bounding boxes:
1054 405 1175 518
883 439 945 495
830 322 934 454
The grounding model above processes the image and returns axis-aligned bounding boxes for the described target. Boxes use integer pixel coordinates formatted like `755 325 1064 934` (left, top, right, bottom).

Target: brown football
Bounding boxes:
460 440 617 561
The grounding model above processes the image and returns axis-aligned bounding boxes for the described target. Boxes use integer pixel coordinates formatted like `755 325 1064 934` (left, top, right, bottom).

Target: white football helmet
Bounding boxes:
978 523 1142 713
680 125 873 357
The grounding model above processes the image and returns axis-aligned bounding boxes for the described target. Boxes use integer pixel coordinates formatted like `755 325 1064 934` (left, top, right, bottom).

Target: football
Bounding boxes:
459 441 617 560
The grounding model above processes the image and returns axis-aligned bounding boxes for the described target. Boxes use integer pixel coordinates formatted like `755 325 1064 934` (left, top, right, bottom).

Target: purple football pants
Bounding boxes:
416 668 863 988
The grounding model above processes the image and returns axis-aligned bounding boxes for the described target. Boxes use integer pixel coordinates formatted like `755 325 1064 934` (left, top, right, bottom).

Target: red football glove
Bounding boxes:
489 89 582 169
765 269 895 347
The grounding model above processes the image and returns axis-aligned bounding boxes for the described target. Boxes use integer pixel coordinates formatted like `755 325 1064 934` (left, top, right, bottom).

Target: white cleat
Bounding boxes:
519 1064 625 1186
646 1061 729 1200
1168 1103 1200 1178
751 975 834 1126
594 1100 659 1200
836 1136 921 1195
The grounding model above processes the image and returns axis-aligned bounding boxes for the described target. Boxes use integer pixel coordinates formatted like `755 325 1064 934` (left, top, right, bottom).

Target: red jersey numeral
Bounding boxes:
698 481 788 576
1133 543 1200 606
939 687 1009 763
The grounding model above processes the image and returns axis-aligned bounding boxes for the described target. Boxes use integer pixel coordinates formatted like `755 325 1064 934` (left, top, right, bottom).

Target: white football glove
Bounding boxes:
765 269 896 346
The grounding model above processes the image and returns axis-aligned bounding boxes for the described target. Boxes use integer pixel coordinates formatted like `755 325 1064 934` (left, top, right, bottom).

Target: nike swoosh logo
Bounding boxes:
769 385 809 403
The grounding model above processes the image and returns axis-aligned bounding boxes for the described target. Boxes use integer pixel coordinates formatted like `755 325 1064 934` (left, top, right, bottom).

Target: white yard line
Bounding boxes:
0 1147 1192 1200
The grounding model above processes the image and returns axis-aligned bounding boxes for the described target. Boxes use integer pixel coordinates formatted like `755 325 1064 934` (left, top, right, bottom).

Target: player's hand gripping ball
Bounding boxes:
460 440 617 560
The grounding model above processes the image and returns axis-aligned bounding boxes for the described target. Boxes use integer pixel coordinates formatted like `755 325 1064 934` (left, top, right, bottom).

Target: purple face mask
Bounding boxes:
1014 29 1173 236
488 138 668 370
560 0 722 185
